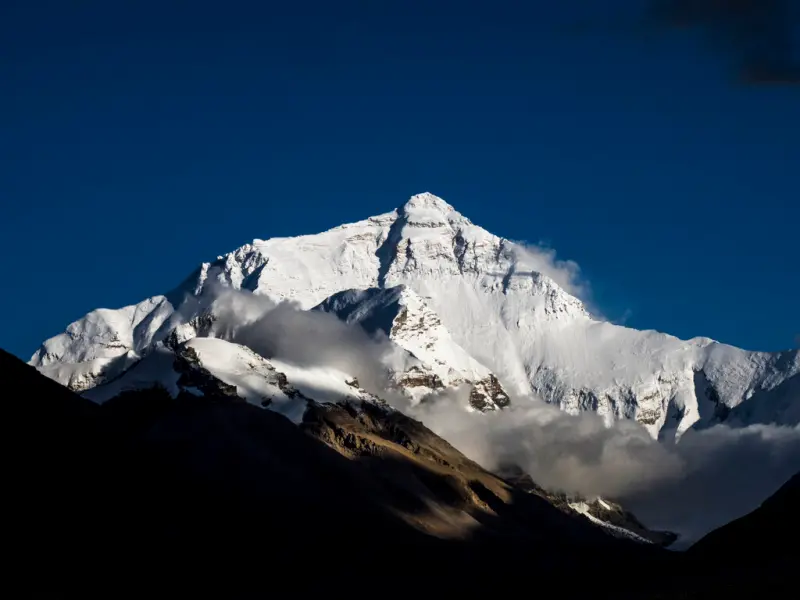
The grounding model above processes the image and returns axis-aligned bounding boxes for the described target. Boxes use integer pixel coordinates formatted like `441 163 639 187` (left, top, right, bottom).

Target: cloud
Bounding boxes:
404 389 683 498
509 241 589 299
613 308 634 326
507 240 606 319
625 423 800 544
646 0 800 84
402 388 800 546
195 284 409 399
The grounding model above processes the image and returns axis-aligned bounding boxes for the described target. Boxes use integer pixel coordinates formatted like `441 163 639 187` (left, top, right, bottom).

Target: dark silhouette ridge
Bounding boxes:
2 348 795 597
690 471 799 560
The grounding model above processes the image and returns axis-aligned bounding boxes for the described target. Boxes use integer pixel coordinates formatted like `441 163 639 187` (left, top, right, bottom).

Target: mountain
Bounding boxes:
689 471 799 562
30 192 799 438
3 347 673 595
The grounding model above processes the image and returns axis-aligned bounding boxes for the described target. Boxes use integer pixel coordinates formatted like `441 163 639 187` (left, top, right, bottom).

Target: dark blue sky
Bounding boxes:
1 0 798 358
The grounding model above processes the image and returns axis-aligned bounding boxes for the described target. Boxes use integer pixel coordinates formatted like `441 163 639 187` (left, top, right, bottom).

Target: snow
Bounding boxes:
31 296 175 367
180 338 386 421
83 344 181 403
269 359 367 405
30 192 800 438
569 502 652 544
184 338 305 423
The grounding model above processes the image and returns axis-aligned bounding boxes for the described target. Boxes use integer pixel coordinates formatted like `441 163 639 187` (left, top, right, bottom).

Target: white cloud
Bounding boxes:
196 284 408 400
509 241 587 299
402 389 800 546
508 240 607 319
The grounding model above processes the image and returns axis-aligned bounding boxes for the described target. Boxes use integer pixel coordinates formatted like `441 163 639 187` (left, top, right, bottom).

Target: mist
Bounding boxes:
402 387 800 545
195 284 409 399
510 241 589 301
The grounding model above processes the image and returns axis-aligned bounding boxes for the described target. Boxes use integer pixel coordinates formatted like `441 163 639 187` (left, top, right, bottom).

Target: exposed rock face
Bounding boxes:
279 387 670 545
165 312 217 350
397 366 446 391
470 374 511 411
173 345 242 400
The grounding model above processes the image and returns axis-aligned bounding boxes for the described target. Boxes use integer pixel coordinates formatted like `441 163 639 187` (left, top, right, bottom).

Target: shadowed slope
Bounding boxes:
690 471 799 560
3 348 795 597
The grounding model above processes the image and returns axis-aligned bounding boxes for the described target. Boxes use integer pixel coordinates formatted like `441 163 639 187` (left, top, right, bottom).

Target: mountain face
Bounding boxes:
30 192 799 438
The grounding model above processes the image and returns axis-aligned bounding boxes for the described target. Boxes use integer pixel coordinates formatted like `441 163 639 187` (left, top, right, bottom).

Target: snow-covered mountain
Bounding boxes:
30 192 800 438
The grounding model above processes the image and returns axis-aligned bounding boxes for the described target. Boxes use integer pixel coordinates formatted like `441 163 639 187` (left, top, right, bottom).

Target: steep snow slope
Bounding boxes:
32 296 176 391
31 192 800 437
569 501 652 544
85 337 383 424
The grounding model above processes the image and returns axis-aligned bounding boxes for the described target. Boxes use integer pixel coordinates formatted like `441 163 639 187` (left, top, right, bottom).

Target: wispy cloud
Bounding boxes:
509 240 606 319
509 241 587 298
192 283 409 400
401 387 800 545
613 308 634 326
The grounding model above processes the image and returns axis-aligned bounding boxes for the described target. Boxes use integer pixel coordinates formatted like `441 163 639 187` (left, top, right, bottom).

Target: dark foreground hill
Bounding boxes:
2 348 795 597
690 471 799 559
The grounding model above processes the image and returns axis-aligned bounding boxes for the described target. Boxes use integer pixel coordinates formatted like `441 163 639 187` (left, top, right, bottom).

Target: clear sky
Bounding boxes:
1 0 798 359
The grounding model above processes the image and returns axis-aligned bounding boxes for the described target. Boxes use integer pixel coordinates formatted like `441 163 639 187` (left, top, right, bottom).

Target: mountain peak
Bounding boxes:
390 192 472 234
399 192 459 216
